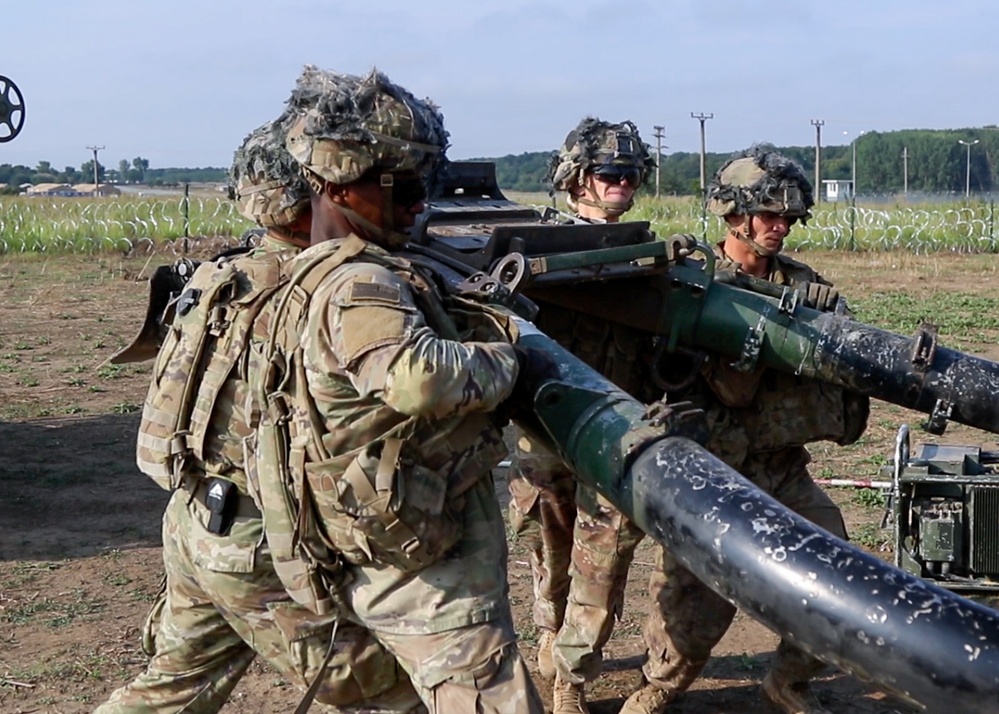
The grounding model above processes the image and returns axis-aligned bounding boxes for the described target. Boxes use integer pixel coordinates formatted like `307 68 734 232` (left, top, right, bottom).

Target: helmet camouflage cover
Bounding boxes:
229 118 310 227
706 145 814 224
547 117 656 192
285 66 448 189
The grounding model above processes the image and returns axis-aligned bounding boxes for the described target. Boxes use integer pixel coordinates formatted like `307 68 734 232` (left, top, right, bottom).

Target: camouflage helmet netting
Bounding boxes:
547 117 656 191
706 145 814 222
229 119 310 227
285 67 448 188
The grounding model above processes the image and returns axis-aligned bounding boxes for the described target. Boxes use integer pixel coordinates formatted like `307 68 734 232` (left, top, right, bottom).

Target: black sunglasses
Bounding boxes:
591 165 642 185
390 177 428 207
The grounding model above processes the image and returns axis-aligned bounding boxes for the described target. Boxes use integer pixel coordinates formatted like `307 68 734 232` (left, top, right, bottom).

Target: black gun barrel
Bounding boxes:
517 322 999 712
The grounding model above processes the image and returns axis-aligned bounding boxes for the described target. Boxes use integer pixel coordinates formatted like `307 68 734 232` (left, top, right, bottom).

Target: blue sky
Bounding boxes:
4 1 997 170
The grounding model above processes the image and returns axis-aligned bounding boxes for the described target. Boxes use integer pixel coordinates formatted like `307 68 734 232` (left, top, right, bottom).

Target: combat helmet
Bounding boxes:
285 66 448 246
547 117 656 216
229 118 310 231
706 146 814 255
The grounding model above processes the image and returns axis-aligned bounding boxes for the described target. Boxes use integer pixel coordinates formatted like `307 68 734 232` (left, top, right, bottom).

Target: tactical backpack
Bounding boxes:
136 250 291 490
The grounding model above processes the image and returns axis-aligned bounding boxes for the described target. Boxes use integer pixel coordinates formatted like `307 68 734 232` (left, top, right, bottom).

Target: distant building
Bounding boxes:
822 179 854 203
24 182 76 196
73 183 121 197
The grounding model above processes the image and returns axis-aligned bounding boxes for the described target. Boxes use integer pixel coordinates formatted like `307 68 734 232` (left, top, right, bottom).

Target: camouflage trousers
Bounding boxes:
639 446 847 693
346 475 545 714
507 431 645 683
94 488 421 714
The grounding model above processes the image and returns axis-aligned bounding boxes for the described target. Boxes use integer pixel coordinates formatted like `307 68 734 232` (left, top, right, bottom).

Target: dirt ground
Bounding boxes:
3 247 999 713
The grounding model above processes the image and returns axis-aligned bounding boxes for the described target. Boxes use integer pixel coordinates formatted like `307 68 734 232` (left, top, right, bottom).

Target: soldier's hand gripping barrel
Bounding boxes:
511 317 999 712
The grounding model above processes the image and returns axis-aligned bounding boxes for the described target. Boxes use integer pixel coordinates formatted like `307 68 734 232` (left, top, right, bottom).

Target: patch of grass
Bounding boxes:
851 292 999 348
852 488 887 509
110 402 140 414
97 363 124 380
852 522 891 552
63 404 85 414
1 561 61 588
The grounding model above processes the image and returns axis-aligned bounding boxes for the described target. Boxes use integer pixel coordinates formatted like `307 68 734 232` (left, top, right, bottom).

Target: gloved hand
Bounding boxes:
797 281 840 312
496 345 560 423
664 233 699 261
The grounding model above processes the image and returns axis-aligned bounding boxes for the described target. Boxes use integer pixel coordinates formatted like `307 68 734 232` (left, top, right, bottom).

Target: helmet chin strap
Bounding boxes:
310 168 411 249
336 202 411 249
733 215 779 258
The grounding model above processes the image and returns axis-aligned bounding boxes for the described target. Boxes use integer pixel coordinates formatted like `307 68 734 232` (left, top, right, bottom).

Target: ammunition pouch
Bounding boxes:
306 439 462 571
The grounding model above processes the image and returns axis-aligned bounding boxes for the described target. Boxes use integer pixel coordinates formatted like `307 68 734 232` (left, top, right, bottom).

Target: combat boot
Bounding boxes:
760 671 832 714
552 673 589 714
619 677 677 714
536 629 557 681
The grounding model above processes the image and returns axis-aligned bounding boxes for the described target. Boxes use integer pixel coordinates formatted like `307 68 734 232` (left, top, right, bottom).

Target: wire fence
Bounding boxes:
4 192 999 255
631 195 999 253
0 194 250 254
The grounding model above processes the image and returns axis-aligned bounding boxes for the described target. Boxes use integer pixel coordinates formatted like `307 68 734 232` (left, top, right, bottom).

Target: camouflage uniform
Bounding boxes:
506 118 658 712
96 113 422 714
623 148 869 714
96 240 422 714
271 68 544 713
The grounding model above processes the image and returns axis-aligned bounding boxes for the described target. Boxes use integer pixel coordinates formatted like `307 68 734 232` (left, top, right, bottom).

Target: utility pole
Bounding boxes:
691 113 714 241
958 139 980 198
902 146 908 196
690 112 713 195
86 144 105 195
811 119 824 201
653 124 666 198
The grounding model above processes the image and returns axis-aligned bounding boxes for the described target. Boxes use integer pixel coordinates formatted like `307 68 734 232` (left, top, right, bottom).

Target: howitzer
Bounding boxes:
113 161 999 708
413 163 999 438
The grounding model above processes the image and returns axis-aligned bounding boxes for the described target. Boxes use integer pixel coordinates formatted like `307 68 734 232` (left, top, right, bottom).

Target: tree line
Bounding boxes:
0 158 226 193
478 127 999 196
4 127 997 197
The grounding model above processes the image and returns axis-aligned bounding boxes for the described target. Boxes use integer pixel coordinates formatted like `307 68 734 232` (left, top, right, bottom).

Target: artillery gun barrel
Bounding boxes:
514 319 999 712
527 259 999 436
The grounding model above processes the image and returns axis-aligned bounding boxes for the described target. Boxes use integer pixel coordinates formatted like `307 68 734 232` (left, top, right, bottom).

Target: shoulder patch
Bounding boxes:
350 281 402 305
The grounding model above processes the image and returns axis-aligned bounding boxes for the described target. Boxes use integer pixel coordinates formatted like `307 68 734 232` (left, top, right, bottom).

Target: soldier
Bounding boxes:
261 68 551 713
96 81 424 714
506 117 660 714
620 146 870 714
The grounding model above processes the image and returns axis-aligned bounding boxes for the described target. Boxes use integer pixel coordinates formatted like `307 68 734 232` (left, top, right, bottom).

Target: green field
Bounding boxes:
2 192 998 255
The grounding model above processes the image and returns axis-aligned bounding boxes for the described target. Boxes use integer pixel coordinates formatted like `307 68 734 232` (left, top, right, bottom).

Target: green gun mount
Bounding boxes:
887 425 999 593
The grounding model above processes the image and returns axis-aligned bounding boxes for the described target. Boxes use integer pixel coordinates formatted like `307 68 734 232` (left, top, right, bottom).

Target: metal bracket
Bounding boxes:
923 398 953 436
732 312 767 372
911 323 938 372
455 270 515 305
777 286 798 315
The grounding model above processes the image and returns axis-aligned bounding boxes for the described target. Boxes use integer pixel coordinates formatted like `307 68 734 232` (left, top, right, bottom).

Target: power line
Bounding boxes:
690 113 713 194
811 119 824 201
85 144 105 194
652 125 666 198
